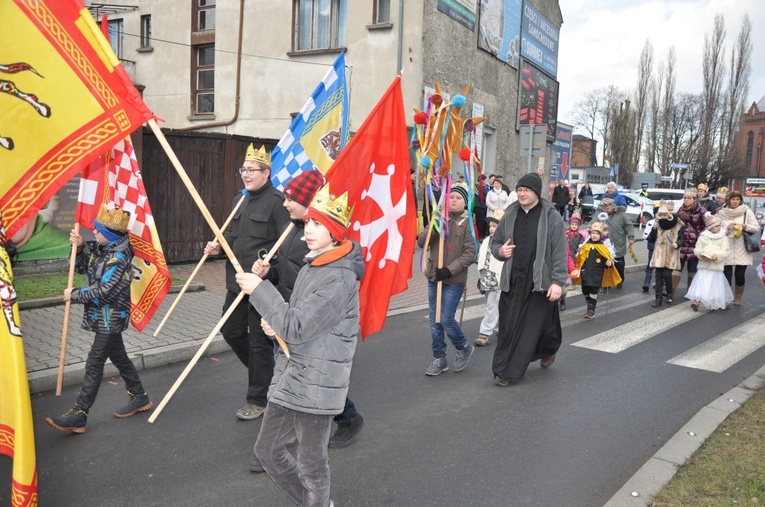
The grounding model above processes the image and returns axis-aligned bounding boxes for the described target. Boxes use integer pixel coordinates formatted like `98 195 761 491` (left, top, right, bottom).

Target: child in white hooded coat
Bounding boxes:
685 213 733 311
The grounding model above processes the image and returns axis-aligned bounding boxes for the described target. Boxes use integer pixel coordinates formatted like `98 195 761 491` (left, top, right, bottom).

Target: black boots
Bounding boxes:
651 296 663 308
584 297 596 319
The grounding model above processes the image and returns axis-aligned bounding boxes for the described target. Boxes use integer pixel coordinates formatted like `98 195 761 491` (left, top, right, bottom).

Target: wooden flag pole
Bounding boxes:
153 192 247 337
55 223 80 396
458 283 468 327
435 233 444 323
148 223 294 424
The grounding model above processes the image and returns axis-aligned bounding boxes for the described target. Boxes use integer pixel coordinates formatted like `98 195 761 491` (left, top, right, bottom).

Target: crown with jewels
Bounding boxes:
244 144 271 168
96 204 130 232
309 184 351 228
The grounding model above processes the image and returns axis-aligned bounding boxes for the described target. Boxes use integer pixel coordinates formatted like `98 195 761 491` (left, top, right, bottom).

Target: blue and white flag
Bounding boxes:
271 52 349 190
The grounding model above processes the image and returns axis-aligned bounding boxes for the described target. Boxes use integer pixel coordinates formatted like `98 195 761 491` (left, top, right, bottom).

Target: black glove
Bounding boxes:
435 267 452 282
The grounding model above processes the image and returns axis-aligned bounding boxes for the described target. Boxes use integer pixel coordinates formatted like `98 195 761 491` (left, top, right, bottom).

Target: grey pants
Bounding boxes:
255 403 333 506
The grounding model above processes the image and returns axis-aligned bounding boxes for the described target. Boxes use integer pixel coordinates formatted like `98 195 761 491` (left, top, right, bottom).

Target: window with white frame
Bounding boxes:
196 0 216 31
107 19 124 59
294 0 347 51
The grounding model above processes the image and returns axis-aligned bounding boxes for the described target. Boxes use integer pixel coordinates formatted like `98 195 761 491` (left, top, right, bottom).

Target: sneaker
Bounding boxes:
114 392 153 418
494 376 513 387
249 454 265 473
45 404 87 433
452 343 474 372
329 414 364 448
425 356 448 376
236 404 265 421
475 334 490 347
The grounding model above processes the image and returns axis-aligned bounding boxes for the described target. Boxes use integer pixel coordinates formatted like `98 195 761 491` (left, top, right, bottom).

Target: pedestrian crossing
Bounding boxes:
455 292 765 374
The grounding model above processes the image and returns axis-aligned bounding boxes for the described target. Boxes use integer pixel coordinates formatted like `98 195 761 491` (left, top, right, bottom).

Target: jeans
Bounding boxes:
220 290 274 407
427 281 468 358
255 403 333 507
77 332 144 411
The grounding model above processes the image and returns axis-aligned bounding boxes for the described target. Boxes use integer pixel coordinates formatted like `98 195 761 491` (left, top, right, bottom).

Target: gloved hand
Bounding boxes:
435 267 452 282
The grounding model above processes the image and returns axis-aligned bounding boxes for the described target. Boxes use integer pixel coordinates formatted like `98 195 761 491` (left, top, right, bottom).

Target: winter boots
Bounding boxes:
651 295 663 308
46 404 88 434
734 285 745 306
671 271 682 298
584 297 596 319
642 271 652 293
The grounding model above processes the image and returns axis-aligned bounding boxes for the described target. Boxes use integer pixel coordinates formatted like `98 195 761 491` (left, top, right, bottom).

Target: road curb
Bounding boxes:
604 363 765 506
28 334 232 395
18 283 206 311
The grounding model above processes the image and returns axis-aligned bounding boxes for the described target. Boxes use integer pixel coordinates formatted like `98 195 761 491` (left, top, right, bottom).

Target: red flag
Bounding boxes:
0 0 155 238
324 77 416 339
77 138 171 331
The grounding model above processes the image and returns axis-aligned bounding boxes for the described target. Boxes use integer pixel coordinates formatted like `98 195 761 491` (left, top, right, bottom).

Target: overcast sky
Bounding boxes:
556 0 765 129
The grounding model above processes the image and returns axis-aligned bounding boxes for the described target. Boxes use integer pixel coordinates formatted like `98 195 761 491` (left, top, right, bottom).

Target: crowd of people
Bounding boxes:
40 147 765 506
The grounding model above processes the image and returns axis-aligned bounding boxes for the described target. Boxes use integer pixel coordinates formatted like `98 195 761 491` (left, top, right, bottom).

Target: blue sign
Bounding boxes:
609 167 615 178
520 2 559 78
552 123 572 182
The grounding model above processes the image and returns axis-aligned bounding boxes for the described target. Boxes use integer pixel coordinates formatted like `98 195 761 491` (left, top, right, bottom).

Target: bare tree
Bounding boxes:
697 14 727 184
633 40 654 172
571 86 624 166
609 99 637 187
644 64 662 174
659 48 677 178
720 14 753 182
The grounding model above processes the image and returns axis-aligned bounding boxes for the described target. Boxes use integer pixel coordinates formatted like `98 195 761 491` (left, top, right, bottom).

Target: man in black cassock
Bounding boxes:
489 173 568 386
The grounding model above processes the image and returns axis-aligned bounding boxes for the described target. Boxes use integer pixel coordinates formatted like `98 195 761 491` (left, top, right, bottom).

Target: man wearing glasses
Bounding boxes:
204 144 291 423
675 188 707 296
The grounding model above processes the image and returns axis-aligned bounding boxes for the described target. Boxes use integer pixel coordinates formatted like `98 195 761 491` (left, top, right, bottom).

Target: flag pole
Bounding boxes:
153 192 247 337
148 222 294 424
55 223 80 396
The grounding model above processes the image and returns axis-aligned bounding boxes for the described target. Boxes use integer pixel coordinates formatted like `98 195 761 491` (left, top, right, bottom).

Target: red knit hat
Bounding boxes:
283 169 325 207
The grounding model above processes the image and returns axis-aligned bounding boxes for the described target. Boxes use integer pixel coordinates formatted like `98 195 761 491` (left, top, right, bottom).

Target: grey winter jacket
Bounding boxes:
605 206 634 258
490 199 568 293
248 240 365 415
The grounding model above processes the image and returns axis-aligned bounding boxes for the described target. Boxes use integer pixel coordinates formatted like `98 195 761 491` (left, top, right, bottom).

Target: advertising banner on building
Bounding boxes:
744 177 765 197
520 2 559 78
478 0 522 68
438 0 477 31
517 59 559 143
552 122 572 182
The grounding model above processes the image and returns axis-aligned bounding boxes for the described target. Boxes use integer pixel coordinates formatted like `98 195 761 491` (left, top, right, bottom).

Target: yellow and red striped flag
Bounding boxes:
0 0 155 239
0 214 37 507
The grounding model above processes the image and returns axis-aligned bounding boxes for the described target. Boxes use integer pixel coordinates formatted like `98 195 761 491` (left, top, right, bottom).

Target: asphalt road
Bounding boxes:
5 269 765 506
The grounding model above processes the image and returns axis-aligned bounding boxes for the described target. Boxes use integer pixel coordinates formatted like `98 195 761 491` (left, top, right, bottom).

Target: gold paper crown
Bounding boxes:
96 204 130 232
309 184 351 228
245 144 271 168
590 222 605 233
717 186 728 196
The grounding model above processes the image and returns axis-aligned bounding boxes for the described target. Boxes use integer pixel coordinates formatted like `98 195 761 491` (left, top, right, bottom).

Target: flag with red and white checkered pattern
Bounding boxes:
78 137 171 332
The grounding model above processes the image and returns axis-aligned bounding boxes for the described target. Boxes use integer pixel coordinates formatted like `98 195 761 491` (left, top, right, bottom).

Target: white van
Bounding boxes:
644 188 685 214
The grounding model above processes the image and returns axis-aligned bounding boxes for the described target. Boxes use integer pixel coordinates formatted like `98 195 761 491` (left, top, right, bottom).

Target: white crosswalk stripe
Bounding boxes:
570 305 703 353
666 313 765 372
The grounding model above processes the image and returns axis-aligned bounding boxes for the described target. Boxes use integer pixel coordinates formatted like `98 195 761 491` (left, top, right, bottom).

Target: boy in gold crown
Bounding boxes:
204 144 291 422
46 205 152 433
236 184 364 506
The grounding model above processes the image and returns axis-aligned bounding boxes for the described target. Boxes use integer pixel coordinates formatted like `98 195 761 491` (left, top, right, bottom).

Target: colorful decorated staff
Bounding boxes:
412 83 484 321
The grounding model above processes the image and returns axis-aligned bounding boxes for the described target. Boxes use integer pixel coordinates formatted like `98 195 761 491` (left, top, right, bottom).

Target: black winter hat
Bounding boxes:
516 173 542 197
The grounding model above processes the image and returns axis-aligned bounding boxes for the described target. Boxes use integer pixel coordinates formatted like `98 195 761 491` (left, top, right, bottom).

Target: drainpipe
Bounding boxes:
178 0 244 131
396 0 404 74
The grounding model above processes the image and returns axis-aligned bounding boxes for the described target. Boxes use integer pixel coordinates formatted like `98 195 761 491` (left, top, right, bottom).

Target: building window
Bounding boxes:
106 19 124 59
747 131 754 170
294 0 346 51
140 15 152 48
195 0 216 31
374 0 390 24
194 45 215 114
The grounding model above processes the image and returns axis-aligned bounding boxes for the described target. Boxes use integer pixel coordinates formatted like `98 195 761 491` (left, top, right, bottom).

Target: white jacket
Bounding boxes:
486 188 509 213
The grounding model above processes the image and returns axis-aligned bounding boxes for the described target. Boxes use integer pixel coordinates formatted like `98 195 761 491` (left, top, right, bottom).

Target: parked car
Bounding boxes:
591 192 655 225
643 188 685 215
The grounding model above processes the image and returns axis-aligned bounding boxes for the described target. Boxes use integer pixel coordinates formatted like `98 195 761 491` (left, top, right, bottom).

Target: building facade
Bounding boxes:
90 0 563 260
